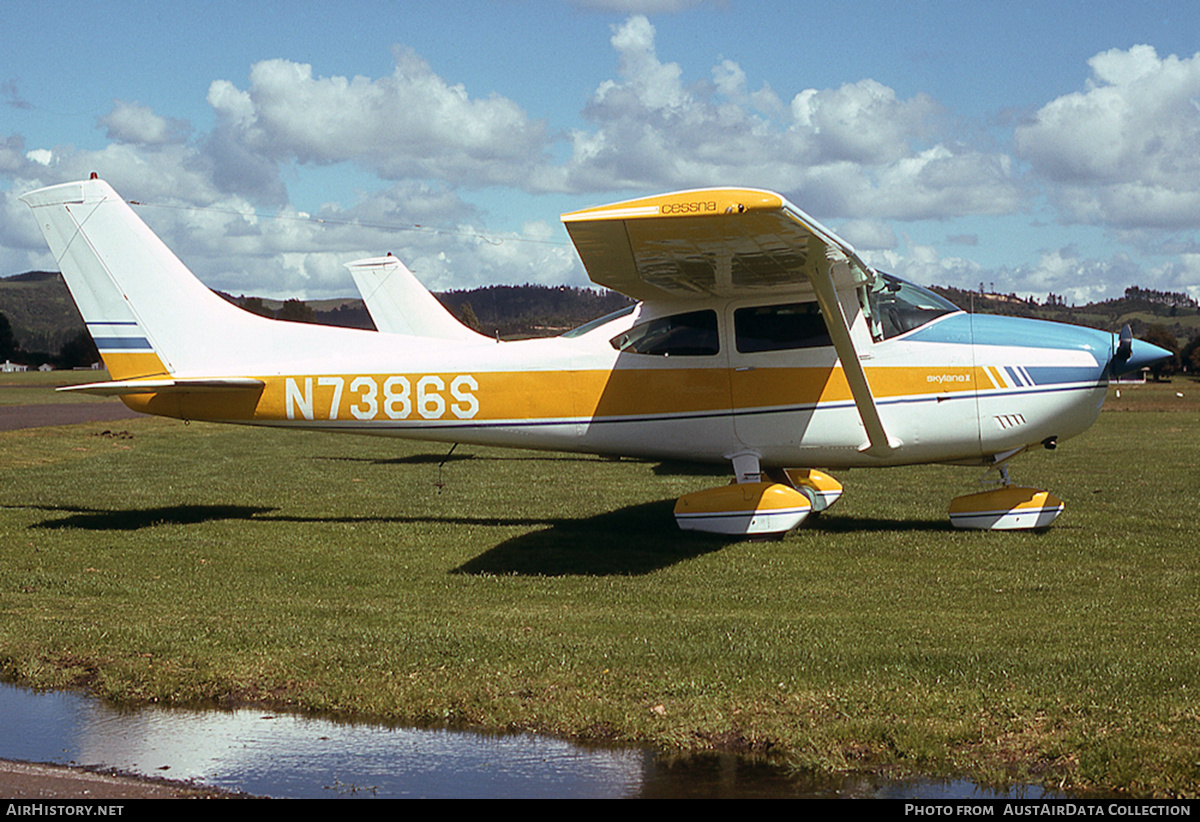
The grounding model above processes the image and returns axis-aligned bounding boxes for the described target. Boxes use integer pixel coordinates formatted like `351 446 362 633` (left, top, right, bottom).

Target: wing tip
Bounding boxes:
562 187 784 223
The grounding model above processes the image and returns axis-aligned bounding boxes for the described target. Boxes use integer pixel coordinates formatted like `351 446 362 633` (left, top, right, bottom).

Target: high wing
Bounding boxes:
561 187 898 455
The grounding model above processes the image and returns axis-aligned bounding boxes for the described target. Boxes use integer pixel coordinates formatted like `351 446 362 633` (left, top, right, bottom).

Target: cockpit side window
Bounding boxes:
734 302 831 352
610 309 719 356
867 274 959 340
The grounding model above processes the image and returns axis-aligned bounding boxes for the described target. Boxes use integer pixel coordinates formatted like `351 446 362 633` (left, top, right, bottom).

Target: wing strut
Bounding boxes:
807 240 898 456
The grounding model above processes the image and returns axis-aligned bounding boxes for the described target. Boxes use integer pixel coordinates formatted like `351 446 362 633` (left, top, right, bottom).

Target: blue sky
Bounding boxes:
3 0 1200 303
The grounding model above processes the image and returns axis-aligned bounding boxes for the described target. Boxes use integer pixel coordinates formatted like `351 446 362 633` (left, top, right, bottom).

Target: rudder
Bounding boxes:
21 177 268 380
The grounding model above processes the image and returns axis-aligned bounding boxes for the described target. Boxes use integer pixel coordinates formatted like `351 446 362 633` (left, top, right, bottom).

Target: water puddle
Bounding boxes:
0 683 1052 799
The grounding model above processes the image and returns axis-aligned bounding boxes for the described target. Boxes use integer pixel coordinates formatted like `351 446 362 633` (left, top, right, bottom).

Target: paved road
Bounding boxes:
0 403 143 432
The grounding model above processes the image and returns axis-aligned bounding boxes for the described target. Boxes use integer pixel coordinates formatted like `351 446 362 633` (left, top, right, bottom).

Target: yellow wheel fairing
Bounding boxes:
673 481 811 536
948 486 1065 530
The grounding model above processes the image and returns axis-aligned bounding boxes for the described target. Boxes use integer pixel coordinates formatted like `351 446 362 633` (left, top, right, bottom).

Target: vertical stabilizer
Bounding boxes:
346 255 488 342
21 178 273 379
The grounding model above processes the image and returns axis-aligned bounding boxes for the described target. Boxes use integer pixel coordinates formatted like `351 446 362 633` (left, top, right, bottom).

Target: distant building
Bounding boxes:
2 360 28 372
1114 368 1148 384
38 363 54 372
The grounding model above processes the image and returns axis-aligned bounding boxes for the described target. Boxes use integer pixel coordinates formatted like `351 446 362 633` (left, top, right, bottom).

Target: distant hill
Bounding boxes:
5 267 1197 366
0 271 86 356
214 284 633 338
929 284 1200 342
0 270 633 363
435 285 632 338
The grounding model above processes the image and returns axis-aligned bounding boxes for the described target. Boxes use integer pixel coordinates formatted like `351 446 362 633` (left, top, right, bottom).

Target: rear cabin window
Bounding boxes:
610 309 719 356
734 302 831 353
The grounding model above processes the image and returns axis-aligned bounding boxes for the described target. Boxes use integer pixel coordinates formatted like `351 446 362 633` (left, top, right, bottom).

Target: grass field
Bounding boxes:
0 370 125 406
1 376 1198 796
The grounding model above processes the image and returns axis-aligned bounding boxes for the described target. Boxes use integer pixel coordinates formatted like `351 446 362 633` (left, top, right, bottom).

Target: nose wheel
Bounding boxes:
949 451 1063 530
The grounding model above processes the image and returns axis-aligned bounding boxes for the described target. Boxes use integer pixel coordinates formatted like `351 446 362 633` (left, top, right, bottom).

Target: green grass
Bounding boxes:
1 380 1198 796
1 370 120 405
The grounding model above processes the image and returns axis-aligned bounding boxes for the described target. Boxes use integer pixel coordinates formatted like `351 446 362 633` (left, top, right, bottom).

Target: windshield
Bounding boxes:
560 304 636 338
867 274 959 340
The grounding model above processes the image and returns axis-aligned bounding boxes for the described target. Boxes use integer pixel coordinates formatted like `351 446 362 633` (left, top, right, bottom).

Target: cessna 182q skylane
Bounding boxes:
22 177 1169 535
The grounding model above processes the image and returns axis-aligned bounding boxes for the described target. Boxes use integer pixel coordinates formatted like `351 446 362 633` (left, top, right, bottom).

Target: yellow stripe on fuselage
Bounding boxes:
119 365 979 426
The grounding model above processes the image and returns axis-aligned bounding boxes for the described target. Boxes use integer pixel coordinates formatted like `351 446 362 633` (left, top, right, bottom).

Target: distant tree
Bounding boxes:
238 296 275 319
458 301 482 333
0 312 15 360
56 330 100 369
1125 286 1198 309
276 299 316 324
315 302 375 330
1141 325 1180 380
1181 334 1200 374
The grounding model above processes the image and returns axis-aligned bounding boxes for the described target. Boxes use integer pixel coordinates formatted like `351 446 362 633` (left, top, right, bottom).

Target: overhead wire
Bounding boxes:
124 198 572 249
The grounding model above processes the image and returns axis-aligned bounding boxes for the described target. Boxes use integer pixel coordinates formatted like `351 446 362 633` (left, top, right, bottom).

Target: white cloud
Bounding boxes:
869 242 984 293
0 134 552 299
206 50 549 194
891 242 1173 307
542 15 1017 223
8 18 1195 307
99 101 190 146
1014 45 1200 229
834 219 897 251
790 79 938 166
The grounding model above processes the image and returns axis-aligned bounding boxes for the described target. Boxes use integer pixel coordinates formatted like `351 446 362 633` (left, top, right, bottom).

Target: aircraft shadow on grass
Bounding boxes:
16 499 724 576
450 499 729 577
22 503 278 531
452 507 958 577
13 498 953 578
313 451 659 468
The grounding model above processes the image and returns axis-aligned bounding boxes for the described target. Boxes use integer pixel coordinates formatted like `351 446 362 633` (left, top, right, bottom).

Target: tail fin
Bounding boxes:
346 254 488 342
21 177 275 380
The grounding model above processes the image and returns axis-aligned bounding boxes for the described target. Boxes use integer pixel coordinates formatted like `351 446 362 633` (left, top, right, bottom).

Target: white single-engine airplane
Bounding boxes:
22 176 1169 535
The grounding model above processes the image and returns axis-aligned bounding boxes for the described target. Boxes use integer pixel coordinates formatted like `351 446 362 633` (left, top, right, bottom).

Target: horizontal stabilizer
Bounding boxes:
59 378 266 396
